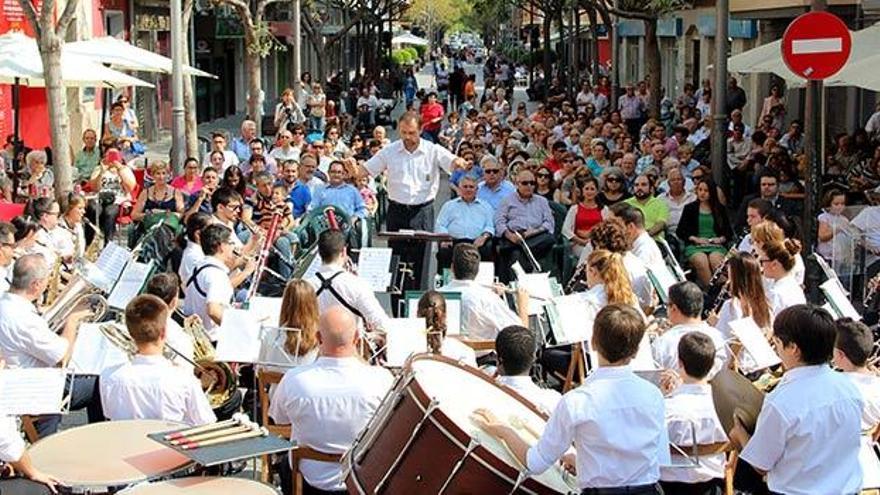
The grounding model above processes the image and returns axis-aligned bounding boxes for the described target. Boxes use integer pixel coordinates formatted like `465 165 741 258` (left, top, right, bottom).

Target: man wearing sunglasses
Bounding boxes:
0 222 14 293
476 156 515 211
495 170 555 283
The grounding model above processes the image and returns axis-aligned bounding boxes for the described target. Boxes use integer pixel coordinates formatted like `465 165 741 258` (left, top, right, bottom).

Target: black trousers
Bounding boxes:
436 237 494 273
386 200 434 291
85 198 120 243
582 483 662 495
497 232 555 283
659 479 722 495
0 479 52 495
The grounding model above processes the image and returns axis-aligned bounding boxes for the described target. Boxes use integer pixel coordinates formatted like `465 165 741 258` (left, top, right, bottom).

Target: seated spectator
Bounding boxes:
184 167 219 218
817 189 850 263
598 167 631 206
534 165 556 202
74 129 101 183
436 175 495 270
562 176 603 259
222 165 248 199
201 131 240 172
103 102 142 158
476 156 515 211
22 150 53 197
170 157 204 197
242 138 277 175
676 179 731 289
494 170 555 283
658 166 695 236
624 174 669 240
270 129 302 164
86 147 137 241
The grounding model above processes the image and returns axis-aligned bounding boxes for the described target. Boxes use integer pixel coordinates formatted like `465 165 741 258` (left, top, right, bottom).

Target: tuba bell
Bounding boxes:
42 275 107 334
181 314 237 409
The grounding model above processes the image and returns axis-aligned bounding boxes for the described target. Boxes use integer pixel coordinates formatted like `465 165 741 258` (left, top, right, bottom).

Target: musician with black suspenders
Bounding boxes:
306 230 389 334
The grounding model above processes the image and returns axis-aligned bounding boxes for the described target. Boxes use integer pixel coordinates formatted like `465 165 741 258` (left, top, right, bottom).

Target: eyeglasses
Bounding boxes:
484 169 501 174
519 180 536 186
537 173 552 178
606 177 622 183
227 204 242 211
292 131 304 135
692 175 704 181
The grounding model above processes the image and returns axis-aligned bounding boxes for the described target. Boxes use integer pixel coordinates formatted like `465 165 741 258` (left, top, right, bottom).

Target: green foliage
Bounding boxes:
392 48 414 66
247 20 287 57
413 44 428 59
404 46 419 60
617 0 691 16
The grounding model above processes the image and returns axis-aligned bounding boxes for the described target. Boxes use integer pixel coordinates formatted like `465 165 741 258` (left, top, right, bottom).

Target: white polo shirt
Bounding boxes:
631 231 665 269
364 138 456 204
0 265 9 293
0 292 68 368
741 365 863 495
181 256 232 340
439 279 521 341
269 357 393 491
766 272 806 318
100 354 216 427
178 240 205 287
165 316 195 373
306 262 391 332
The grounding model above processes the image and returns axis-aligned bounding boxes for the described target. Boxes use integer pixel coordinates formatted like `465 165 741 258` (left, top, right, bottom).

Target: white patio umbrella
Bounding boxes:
392 32 430 46
66 37 216 78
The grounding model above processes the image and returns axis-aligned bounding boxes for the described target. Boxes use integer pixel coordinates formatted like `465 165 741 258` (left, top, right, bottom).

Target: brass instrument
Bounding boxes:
98 321 177 362
42 275 107 334
44 252 64 307
82 216 104 263
181 314 237 409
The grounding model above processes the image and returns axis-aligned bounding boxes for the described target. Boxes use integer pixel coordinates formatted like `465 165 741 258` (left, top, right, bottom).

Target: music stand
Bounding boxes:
257 326 305 369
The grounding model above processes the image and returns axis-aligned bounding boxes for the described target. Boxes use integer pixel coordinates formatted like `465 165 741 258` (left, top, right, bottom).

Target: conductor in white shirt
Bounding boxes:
364 111 466 290
100 295 216 426
0 254 102 437
495 325 561 415
269 306 393 494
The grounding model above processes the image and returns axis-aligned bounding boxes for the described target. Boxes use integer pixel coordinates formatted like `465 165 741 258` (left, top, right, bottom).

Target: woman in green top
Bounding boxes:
676 179 733 289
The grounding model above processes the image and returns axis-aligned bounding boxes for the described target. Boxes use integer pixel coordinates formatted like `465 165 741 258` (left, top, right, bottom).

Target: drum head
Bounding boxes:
409 355 576 493
120 477 277 494
29 420 192 489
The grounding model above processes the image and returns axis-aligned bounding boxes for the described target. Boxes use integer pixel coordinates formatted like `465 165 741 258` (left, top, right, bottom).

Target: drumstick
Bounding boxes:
182 427 269 450
171 422 255 445
164 413 248 440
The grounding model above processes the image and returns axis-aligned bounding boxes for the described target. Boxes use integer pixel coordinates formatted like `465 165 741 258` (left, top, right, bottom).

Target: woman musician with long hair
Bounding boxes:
759 239 806 317
580 249 640 310
710 252 773 340
416 291 477 367
274 280 321 367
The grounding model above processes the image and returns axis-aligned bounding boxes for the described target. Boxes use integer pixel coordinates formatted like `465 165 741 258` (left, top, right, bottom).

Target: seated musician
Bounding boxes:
306 230 390 334
178 213 211 287
181 224 256 341
416 290 477 367
144 273 195 372
736 198 772 254
494 169 555 283
729 305 863 494
210 187 259 255
580 248 641 310
751 216 805 285
58 195 87 261
31 198 63 267
0 221 14 292
130 161 185 226
243 171 298 279
758 239 806 318
269 306 393 495
435 175 495 270
833 318 880 435
265 279 321 369
0 254 102 437
608 203 665 269
101 294 215 426
495 325 561 415
474 304 669 494
588 218 654 311
651 282 728 378
659 332 727 494
710 252 772 341
438 243 526 341
0 414 57 495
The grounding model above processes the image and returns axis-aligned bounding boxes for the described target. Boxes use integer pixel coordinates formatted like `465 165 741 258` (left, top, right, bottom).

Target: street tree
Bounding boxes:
404 0 467 45
300 0 365 83
17 0 80 199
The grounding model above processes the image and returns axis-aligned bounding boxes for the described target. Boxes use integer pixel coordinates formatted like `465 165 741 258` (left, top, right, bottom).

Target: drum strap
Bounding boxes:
186 264 224 299
316 271 364 320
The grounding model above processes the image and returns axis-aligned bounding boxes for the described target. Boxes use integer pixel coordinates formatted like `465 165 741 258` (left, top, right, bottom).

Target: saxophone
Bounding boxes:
82 217 104 263
44 254 64 307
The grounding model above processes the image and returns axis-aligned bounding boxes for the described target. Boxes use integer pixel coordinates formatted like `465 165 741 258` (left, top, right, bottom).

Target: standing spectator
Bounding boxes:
307 83 327 133
403 68 419 110
618 84 646 138
726 76 747 114
274 88 306 132
727 122 751 205
420 92 445 143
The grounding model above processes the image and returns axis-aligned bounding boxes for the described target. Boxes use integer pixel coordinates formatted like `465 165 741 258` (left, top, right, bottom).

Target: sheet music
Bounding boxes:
546 294 595 345
0 368 67 415
385 318 427 367
357 247 394 292
729 317 782 373
84 241 131 292
631 334 657 371
258 327 304 368
859 438 880 489
475 262 496 286
69 323 130 375
214 309 262 363
647 266 677 302
407 294 462 335
107 260 153 310
248 297 282 327
820 279 861 320
516 272 553 315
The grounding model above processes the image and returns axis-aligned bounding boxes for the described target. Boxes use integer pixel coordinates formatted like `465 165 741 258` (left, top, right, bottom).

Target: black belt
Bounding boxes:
388 199 433 210
581 483 661 495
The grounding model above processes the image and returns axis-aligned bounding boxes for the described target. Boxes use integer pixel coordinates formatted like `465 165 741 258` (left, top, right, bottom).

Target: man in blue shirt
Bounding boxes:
435 176 494 270
476 156 515 211
495 169 555 283
229 119 257 163
311 160 368 249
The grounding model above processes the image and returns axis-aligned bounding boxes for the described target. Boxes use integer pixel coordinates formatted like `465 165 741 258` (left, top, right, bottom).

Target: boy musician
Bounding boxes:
100 294 216 426
660 332 727 494
729 305 863 494
495 325 561 416
833 318 880 435
474 304 669 494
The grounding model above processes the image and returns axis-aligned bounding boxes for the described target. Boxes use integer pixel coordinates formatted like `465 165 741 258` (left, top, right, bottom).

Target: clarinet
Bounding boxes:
566 261 588 293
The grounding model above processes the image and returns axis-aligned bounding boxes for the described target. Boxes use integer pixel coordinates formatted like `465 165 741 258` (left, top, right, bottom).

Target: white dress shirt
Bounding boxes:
269 357 393 491
178 240 205 287
766 272 806 318
0 292 67 368
631 231 665 269
846 372 880 431
741 365 863 495
306 262 391 332
33 228 59 267
0 416 25 463
439 279 520 341
58 219 85 259
661 383 727 483
526 366 670 489
652 322 728 378
364 138 456 204
623 252 654 310
100 354 216 427
165 316 195 373
181 256 233 340
497 375 562 416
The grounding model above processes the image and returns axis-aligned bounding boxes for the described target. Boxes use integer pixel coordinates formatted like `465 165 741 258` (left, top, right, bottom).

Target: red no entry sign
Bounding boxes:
781 11 852 80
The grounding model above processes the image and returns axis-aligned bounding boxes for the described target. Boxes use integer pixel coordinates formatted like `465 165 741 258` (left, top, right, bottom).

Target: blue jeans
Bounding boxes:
309 116 325 133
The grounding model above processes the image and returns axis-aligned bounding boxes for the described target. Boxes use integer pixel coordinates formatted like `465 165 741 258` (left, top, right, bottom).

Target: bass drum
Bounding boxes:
345 354 577 495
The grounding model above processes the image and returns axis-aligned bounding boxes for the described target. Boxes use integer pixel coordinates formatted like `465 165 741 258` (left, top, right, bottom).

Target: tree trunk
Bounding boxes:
586 7 600 84
183 3 199 158
244 28 263 133
643 17 661 120
41 32 72 200
542 15 552 88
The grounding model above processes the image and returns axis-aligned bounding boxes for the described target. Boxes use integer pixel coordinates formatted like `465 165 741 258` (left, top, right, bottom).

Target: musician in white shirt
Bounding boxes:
660 332 727 492
474 304 669 493
736 198 773 254
610 203 665 269
652 282 728 378
0 254 101 436
0 221 14 292
757 239 805 317
588 218 654 311
100 295 216 426
57 195 87 260
269 306 393 493
495 325 561 415
833 319 880 433
306 230 390 333
144 273 195 373
0 414 59 494
178 213 210 288
729 305 863 495
416 291 477 367
182 224 256 341
438 243 525 341
31 198 62 266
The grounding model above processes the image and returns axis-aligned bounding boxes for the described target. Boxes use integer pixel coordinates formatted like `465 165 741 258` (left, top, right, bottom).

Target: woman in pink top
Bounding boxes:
171 157 204 197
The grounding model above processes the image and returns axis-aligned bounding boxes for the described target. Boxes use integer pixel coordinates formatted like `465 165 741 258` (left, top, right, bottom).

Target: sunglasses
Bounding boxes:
227 204 242 211
606 177 622 183
537 173 552 178
484 169 501 174
519 180 536 186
